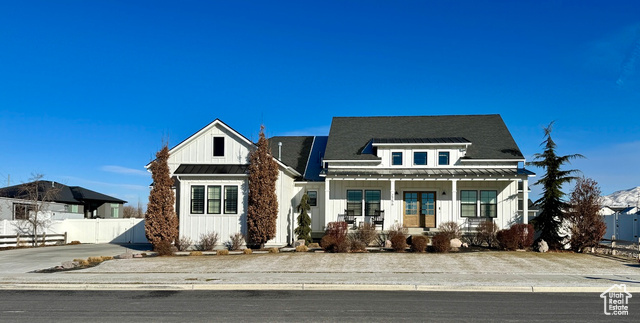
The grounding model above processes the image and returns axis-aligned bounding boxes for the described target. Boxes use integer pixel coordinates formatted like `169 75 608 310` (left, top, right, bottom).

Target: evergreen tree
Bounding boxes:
567 177 606 252
528 122 583 250
295 193 312 244
247 125 279 249
145 143 179 252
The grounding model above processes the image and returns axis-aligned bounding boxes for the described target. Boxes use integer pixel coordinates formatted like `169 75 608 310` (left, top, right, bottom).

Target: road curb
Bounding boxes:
2 283 638 293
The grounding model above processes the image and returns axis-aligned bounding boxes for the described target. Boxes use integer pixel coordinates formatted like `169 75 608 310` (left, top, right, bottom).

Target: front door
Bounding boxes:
403 191 436 228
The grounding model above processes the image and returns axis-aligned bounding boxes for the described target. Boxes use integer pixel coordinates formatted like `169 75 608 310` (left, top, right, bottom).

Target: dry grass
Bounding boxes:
216 249 230 256
243 249 253 255
268 247 279 254
87 257 104 264
295 245 309 252
189 251 203 256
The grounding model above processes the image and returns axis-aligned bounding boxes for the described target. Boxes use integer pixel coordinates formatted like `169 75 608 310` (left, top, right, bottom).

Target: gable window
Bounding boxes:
480 190 497 218
213 137 225 157
365 190 381 216
307 191 317 206
191 186 205 214
438 152 450 165
460 190 477 217
207 186 222 214
413 152 427 165
224 186 238 214
392 152 403 166
347 190 363 216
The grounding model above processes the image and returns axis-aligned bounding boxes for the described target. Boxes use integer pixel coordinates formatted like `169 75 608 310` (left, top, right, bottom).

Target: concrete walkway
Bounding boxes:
0 246 639 292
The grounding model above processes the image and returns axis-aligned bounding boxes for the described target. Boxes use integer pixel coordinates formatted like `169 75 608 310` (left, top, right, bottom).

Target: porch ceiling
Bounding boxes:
325 168 534 179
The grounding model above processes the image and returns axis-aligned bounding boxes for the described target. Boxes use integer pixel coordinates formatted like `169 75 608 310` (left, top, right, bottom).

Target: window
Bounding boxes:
213 137 225 157
460 190 477 217
110 204 120 218
413 152 427 165
13 203 34 220
191 186 205 214
365 190 381 216
480 190 497 218
307 191 317 206
224 186 238 214
347 190 363 216
392 152 403 165
438 152 450 165
208 186 221 214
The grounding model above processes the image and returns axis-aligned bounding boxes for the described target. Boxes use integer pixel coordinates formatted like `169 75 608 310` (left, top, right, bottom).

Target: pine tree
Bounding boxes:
567 177 606 252
247 125 279 249
528 122 583 250
295 193 312 244
145 143 179 252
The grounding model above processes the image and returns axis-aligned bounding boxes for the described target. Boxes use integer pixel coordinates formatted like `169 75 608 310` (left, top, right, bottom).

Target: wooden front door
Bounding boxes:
403 191 436 228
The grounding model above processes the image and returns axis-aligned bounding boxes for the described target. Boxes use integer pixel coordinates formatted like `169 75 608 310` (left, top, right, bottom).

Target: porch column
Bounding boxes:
390 179 396 206
324 178 331 224
451 179 458 222
522 178 529 224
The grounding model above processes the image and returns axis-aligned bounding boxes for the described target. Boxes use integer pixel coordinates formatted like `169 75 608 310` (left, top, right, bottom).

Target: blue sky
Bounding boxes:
1 1 639 206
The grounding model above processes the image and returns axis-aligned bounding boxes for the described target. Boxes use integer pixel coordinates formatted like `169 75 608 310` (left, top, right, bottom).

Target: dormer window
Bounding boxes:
438 152 450 165
392 152 403 165
413 152 427 165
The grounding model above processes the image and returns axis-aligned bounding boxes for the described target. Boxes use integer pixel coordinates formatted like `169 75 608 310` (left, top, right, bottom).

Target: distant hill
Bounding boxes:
602 186 640 207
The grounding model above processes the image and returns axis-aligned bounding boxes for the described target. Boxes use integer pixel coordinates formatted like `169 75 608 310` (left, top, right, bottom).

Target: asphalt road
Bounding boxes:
0 290 637 322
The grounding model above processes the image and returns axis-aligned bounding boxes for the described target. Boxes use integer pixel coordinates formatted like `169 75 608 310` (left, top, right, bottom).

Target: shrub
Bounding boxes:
387 223 408 242
295 245 309 252
100 256 114 261
326 221 349 240
216 249 229 256
176 236 193 251
350 222 378 247
432 233 450 253
189 251 203 256
511 223 534 249
391 232 407 252
474 220 499 247
73 259 89 266
154 240 174 256
496 229 519 250
243 248 253 255
349 239 367 252
69 241 81 245
308 243 320 248
320 234 350 253
196 231 219 251
87 257 104 264
410 236 428 253
439 221 462 241
268 247 279 253
226 233 245 251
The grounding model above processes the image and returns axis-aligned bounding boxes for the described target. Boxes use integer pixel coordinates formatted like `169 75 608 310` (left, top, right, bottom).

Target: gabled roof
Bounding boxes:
0 181 126 204
324 115 524 161
372 137 471 144
268 136 328 181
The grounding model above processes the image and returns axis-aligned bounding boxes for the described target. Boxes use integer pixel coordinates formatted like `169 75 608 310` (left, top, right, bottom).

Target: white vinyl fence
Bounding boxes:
0 218 148 244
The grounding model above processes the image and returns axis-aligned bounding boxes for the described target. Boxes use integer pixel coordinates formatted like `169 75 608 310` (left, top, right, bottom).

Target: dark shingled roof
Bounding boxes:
324 115 524 161
372 137 471 144
268 136 315 176
174 164 249 175
0 181 126 204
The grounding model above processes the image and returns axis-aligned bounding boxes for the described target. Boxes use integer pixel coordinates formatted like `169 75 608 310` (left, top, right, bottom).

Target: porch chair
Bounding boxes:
372 210 384 229
343 209 356 228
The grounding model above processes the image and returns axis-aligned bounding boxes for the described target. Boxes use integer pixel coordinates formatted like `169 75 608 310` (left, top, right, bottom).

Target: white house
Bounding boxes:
158 115 534 247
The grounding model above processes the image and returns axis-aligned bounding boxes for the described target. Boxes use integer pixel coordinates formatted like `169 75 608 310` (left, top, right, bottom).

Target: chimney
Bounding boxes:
278 142 282 160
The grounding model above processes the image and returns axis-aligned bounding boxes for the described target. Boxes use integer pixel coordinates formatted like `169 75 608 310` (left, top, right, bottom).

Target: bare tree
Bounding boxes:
13 174 61 247
567 177 606 253
123 200 145 218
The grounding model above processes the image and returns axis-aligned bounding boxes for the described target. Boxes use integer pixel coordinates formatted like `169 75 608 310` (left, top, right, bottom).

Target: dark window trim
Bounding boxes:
438 151 450 166
224 186 238 214
460 190 477 218
413 151 427 165
480 190 498 218
391 152 403 166
364 190 381 217
191 185 205 214
207 185 222 214
346 189 363 216
307 191 317 207
213 136 225 157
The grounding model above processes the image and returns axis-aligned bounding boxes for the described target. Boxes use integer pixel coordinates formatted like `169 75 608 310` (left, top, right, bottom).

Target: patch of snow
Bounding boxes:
602 186 640 207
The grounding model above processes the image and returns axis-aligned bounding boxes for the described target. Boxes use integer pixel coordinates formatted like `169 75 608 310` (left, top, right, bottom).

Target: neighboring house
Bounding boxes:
0 181 126 220
158 115 534 246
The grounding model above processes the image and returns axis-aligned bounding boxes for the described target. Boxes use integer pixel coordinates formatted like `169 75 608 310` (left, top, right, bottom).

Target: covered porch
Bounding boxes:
323 168 532 231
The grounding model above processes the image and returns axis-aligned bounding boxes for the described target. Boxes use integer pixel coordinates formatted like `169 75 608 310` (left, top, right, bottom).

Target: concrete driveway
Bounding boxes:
0 244 151 273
